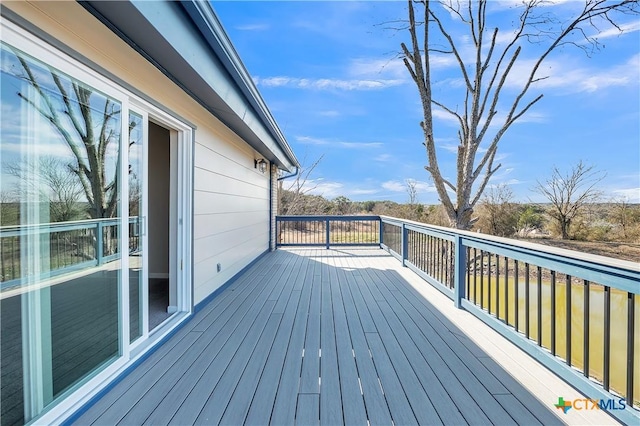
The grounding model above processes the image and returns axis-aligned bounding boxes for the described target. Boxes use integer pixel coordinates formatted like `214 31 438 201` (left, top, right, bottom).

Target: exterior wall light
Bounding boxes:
254 158 267 173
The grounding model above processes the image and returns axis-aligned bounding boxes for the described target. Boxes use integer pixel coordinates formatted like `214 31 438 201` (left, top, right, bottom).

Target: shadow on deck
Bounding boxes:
74 248 618 425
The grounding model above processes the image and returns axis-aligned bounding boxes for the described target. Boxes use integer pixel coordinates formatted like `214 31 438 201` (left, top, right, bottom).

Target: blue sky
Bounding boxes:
213 1 640 204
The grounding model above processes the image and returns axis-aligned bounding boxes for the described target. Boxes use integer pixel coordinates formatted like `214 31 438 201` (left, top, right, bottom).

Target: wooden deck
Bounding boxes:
75 248 619 425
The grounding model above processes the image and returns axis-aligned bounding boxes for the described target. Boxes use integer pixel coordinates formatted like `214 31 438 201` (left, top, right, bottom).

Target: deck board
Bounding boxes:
76 248 615 426
319 259 342 426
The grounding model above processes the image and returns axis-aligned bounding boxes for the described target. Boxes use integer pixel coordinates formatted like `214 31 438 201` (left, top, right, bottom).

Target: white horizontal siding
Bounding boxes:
193 235 266 303
193 220 267 264
192 122 270 301
4 2 275 305
194 211 265 240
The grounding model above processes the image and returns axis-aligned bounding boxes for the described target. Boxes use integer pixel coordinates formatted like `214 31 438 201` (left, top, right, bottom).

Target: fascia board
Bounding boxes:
84 0 297 170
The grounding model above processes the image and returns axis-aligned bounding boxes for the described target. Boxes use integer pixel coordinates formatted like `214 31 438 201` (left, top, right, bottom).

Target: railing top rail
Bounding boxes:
277 215 380 221
0 217 139 233
380 215 640 274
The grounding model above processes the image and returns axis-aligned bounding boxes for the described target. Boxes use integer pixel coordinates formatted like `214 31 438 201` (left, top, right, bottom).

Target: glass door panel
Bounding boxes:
0 44 123 425
128 112 144 343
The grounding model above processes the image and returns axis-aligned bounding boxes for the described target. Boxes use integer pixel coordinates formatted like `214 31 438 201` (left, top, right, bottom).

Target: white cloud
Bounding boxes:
612 188 640 203
296 136 383 149
373 154 394 162
305 180 345 198
318 110 340 117
299 179 380 199
382 181 406 192
351 189 379 196
439 143 459 154
432 108 460 125
382 179 436 194
592 21 640 40
504 54 639 94
349 57 407 79
253 76 404 91
234 23 270 31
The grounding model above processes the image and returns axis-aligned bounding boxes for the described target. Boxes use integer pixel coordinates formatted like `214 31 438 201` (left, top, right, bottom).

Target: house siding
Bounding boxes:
3 1 272 305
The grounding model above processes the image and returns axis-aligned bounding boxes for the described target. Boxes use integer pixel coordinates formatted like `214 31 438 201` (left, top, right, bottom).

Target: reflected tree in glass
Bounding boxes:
10 48 121 221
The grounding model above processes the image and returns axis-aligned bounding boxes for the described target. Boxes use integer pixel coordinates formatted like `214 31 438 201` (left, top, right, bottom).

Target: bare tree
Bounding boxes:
476 183 520 237
401 0 637 230
406 179 419 205
534 161 605 239
4 157 85 222
278 154 324 215
609 197 639 241
13 50 121 220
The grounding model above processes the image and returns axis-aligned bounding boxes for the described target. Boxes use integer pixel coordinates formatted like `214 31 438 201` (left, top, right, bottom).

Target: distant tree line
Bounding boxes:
278 186 640 244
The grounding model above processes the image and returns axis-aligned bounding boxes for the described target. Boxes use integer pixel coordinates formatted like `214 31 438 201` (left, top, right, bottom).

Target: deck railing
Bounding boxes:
276 214 640 423
276 215 380 248
0 217 141 289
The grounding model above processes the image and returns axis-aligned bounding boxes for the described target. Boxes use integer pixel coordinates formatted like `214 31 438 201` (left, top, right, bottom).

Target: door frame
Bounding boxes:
129 99 194 350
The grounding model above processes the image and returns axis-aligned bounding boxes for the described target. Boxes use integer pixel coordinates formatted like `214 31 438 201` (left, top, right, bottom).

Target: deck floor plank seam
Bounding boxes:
139 255 295 425
378 268 514 396
319 252 343 426
195 250 304 425
220 248 304 425
354 262 460 425
300 255 322 394
336 254 394 425
181 254 300 425
365 263 519 423
373 254 569 425
372 280 514 425
269 253 315 425
244 252 310 425
167 299 277 425
330 256 368 425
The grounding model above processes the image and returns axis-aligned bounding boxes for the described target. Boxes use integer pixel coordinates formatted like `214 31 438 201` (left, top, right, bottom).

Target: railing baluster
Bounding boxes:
525 263 530 339
603 285 611 391
537 266 542 347
566 274 572 366
325 218 330 249
584 279 590 378
505 257 509 325
496 255 500 320
480 250 485 310
429 236 434 276
551 270 556 356
488 253 492 315
473 247 478 305
466 247 471 300
454 235 465 308
627 292 635 407
514 260 519 332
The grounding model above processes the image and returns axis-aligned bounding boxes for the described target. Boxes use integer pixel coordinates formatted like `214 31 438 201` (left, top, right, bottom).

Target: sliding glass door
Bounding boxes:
1 43 124 425
128 111 146 344
1 19 192 425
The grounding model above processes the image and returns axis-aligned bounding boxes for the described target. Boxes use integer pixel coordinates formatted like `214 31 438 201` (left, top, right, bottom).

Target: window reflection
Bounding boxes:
1 44 122 425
